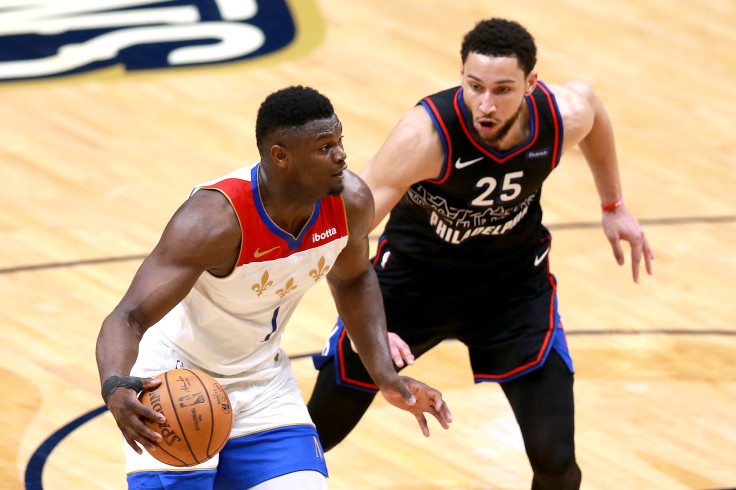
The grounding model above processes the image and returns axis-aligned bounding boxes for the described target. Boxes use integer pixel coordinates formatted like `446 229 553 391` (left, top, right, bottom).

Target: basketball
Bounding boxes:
139 368 233 467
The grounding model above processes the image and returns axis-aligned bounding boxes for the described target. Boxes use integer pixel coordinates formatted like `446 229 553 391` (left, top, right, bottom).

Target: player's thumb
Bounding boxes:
141 377 162 390
399 382 416 406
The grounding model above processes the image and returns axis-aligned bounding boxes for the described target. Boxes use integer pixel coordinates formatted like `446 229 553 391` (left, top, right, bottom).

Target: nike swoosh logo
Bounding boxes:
534 246 550 267
455 157 484 169
254 246 280 258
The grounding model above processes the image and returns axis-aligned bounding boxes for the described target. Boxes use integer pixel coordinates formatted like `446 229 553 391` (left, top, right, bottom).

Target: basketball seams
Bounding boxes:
151 436 188 466
188 369 217 458
139 368 231 467
141 390 188 467
165 370 201 465
209 383 232 456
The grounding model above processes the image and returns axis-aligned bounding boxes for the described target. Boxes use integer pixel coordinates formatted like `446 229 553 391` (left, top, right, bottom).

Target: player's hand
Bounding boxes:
106 377 166 454
378 376 452 437
350 332 415 368
387 332 415 368
602 204 654 283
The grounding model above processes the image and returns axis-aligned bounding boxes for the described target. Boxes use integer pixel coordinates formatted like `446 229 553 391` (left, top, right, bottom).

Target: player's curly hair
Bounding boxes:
460 18 537 75
255 85 334 151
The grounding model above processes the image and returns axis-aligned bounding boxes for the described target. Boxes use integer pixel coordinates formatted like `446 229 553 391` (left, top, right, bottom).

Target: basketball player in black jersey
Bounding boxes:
308 18 654 489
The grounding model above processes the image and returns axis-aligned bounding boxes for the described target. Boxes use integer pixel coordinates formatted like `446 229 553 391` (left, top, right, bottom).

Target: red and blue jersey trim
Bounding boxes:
535 81 564 170
201 163 348 268
419 97 453 184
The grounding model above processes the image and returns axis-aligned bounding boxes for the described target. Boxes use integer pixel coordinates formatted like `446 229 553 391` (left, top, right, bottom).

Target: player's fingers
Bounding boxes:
124 434 144 455
630 239 643 283
428 405 451 430
610 237 625 266
414 413 430 437
431 390 444 412
122 423 159 453
390 344 404 368
398 343 415 366
437 399 452 424
131 399 166 424
388 332 414 367
129 416 162 445
643 237 654 275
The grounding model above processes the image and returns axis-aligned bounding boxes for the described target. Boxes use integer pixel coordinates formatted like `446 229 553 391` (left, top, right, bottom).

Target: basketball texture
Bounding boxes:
139 368 233 467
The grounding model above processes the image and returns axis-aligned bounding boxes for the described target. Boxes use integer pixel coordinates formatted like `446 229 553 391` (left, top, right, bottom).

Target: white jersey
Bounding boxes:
147 162 349 378
125 162 350 468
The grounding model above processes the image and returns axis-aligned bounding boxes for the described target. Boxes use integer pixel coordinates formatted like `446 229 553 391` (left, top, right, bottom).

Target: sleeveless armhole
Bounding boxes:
200 179 248 268
418 98 453 183
536 81 565 170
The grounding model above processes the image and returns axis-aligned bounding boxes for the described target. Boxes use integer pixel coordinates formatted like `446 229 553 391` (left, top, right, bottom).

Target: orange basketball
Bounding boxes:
139 368 233 467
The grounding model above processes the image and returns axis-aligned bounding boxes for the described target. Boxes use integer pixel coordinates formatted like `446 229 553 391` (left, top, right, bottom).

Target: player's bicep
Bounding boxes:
328 173 374 285
327 234 371 287
115 192 239 329
117 249 203 330
114 227 208 331
359 106 444 229
555 82 596 152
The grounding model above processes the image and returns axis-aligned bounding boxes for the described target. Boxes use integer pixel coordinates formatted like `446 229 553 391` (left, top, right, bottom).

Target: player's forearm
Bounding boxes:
95 311 144 385
328 272 398 385
579 95 623 205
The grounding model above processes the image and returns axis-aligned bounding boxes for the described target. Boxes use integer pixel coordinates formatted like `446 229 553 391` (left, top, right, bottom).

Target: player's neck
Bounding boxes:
258 165 315 238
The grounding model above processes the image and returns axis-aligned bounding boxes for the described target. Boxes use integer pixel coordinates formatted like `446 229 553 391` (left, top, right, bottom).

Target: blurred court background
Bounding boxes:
1 0 735 488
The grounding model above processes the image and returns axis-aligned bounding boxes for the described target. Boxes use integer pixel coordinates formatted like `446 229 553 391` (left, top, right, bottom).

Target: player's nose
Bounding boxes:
333 144 347 162
479 92 496 114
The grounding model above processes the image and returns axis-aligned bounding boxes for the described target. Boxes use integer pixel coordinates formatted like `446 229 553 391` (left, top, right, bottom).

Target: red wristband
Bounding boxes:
601 196 624 211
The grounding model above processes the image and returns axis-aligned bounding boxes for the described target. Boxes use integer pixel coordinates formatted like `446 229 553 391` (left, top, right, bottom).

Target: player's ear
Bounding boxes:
270 144 289 168
525 71 538 95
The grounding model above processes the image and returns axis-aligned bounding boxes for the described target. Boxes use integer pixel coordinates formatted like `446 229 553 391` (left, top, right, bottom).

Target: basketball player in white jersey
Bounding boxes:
96 86 452 490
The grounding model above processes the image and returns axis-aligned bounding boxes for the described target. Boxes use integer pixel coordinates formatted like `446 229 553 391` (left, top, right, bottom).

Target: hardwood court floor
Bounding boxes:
1 0 735 488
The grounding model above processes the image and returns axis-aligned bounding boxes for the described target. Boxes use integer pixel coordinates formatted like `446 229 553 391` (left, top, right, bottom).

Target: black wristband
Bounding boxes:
102 375 144 404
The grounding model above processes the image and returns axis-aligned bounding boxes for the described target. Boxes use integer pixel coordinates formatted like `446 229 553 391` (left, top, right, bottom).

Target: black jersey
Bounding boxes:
381 81 564 272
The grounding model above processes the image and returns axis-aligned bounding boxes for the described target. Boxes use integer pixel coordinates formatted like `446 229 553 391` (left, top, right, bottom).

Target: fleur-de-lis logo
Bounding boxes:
252 271 273 297
276 277 297 298
309 256 330 281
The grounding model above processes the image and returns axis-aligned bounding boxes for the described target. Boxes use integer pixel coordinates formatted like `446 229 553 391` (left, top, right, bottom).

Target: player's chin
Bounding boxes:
327 182 345 196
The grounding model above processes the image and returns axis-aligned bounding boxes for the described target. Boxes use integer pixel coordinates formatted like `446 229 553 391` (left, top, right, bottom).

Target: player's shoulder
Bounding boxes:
545 81 595 117
152 186 240 272
339 170 374 239
361 104 444 184
340 170 373 213
545 81 597 150
394 104 438 138
172 188 240 244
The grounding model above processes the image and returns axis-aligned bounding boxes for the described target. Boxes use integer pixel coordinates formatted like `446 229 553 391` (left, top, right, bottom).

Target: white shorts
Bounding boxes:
126 328 315 475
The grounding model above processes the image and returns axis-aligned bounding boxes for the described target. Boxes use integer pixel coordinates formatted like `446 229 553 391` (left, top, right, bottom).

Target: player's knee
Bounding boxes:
527 441 576 476
528 445 581 489
531 463 582 490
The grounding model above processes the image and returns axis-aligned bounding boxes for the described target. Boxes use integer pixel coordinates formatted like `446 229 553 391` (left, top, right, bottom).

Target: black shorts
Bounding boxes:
313 237 574 392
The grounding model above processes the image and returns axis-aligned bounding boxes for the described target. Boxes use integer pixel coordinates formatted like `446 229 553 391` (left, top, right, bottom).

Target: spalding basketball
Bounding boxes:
139 368 233 467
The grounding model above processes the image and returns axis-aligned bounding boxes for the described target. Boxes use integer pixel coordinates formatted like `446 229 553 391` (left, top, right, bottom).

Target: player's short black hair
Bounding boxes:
460 18 537 75
255 85 335 150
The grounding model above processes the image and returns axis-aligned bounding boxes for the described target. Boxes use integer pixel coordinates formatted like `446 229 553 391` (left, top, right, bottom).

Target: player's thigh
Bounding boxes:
214 425 328 488
249 470 328 490
127 467 217 489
